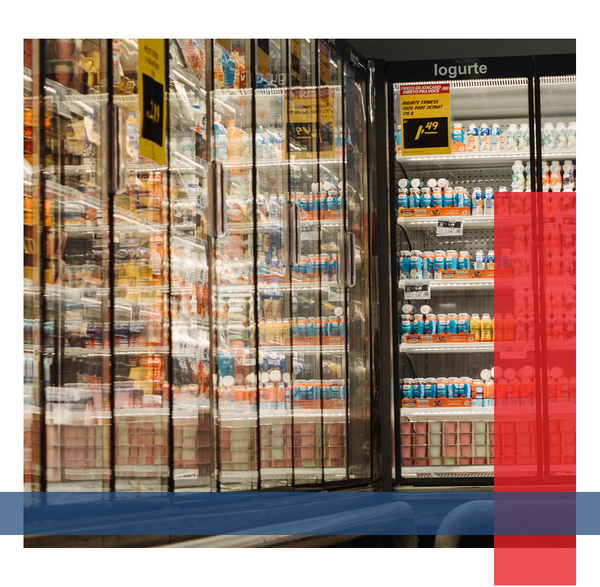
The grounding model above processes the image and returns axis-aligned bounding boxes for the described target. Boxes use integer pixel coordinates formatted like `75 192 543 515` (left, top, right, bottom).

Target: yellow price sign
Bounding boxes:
400 83 451 156
138 39 166 165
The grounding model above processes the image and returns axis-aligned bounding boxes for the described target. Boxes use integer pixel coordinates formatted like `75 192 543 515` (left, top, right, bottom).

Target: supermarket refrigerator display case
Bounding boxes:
24 38 378 493
208 38 374 490
386 56 540 486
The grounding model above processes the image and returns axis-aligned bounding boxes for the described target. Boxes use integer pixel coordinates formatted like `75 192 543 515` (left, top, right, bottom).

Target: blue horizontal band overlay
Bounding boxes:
0 491 594 537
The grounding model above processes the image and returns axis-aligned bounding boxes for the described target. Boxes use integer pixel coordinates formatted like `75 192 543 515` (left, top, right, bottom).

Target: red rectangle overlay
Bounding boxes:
494 192 575 584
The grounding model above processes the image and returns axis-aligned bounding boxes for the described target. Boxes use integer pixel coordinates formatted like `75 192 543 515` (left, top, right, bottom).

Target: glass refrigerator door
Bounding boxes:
210 39 258 491
168 39 212 491
112 39 170 491
318 42 347 484
288 39 325 486
41 39 111 490
254 39 294 489
537 67 576 480
343 54 372 483
393 71 532 484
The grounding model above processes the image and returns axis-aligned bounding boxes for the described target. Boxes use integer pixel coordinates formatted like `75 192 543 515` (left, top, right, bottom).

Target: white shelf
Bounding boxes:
541 149 576 159
400 342 494 354
260 344 345 353
397 151 530 164
62 346 171 357
400 278 493 290
219 282 344 294
401 407 493 418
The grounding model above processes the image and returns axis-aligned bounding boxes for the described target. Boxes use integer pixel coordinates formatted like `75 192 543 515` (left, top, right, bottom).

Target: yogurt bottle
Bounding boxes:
460 377 473 398
458 250 471 270
399 250 411 280
555 122 567 149
474 250 486 270
506 124 519 151
447 313 459 334
437 314 449 334
409 250 424 279
550 161 562 192
448 377 460 398
479 123 490 152
457 313 470 333
563 161 575 191
424 313 437 335
518 123 530 151
543 122 556 149
421 187 432 208
567 122 576 149
424 377 437 398
491 123 502 151
467 123 478 152
452 123 465 151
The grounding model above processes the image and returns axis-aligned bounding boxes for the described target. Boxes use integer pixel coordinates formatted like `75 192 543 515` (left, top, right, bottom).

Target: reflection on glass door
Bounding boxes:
41 39 111 490
112 39 170 490
168 39 211 491
288 39 325 486
255 39 293 489
343 54 371 482
318 42 347 483
24 40 43 491
25 38 375 494
210 39 258 491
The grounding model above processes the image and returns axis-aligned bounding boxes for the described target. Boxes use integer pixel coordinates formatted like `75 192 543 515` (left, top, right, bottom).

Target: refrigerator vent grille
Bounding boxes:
407 471 494 478
394 79 528 89
540 75 576 85
451 78 528 88
256 88 287 96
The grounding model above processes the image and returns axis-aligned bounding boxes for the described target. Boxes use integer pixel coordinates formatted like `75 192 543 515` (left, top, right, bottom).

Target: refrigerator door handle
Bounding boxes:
210 160 226 238
108 103 127 195
288 201 301 267
344 232 356 288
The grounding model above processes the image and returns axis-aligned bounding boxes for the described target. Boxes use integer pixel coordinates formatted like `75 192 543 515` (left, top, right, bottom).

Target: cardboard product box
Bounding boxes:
399 207 471 218
440 269 494 280
405 333 477 344
402 397 473 409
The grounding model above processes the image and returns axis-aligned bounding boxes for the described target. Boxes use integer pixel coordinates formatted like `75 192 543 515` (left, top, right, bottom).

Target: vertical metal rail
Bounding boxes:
250 39 262 491
314 39 326 490
364 58 375 488
285 39 297 491
165 39 175 492
368 59 394 491
205 39 219 492
33 39 48 492
387 78 402 486
340 42 350 485
532 64 551 482
106 38 117 493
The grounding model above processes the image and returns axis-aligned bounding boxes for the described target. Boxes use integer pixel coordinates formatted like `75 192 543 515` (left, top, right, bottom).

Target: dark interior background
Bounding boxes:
346 39 576 62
